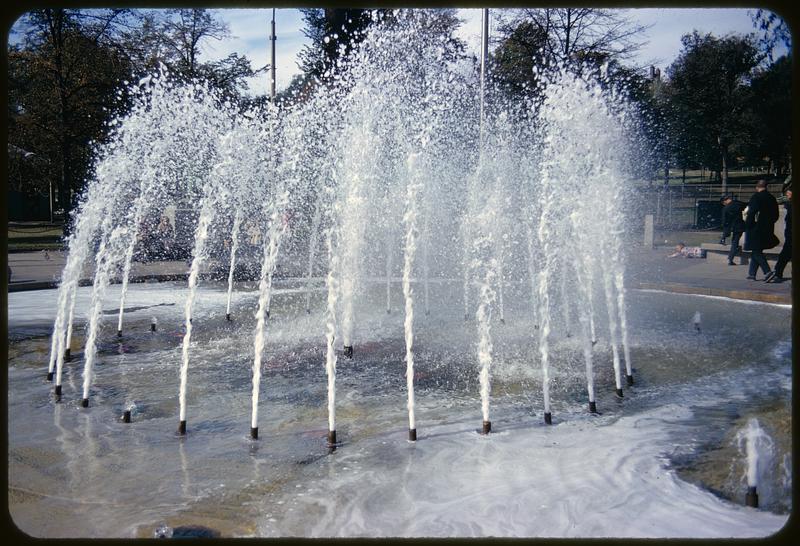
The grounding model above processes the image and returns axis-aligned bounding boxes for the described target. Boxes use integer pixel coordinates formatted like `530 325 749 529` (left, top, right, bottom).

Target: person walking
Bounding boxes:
769 189 792 283
744 179 780 281
720 194 746 265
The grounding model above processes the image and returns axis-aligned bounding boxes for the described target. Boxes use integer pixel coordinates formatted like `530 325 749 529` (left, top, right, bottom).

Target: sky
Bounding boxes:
7 7 785 97
202 7 778 97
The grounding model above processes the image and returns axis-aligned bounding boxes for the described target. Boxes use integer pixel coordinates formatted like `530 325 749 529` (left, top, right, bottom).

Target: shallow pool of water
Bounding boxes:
7 283 791 537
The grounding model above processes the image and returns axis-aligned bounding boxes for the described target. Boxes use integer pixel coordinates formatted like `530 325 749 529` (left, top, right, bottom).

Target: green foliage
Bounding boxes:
491 8 647 102
8 9 135 222
7 8 262 225
665 32 761 175
297 8 380 79
747 55 792 174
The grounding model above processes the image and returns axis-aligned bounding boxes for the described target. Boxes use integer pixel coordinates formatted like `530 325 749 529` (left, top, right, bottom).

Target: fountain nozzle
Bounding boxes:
327 430 336 446
591 339 597 346
499 317 505 325
151 317 157 331
745 486 758 508
409 428 417 441
226 313 231 322
589 401 597 413
481 420 491 434
117 330 122 338
178 420 186 435
615 388 624 398
46 371 54 381
343 346 353 359
54 385 62 397
626 374 634 386
64 348 71 361
544 412 552 425
81 398 89 408
123 410 131 423
251 427 258 439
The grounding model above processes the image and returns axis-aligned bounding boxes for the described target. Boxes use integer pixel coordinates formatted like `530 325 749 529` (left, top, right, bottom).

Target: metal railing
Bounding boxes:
633 182 786 230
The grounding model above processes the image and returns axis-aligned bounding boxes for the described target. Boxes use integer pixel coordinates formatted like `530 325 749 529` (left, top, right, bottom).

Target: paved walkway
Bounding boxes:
627 247 792 304
7 247 793 305
7 251 190 291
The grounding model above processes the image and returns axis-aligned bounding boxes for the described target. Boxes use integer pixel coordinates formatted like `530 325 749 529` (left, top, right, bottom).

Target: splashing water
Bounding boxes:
44 10 644 440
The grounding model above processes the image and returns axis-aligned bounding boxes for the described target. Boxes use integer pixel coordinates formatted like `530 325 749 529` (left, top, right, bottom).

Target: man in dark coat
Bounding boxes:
744 179 780 281
769 189 792 282
720 194 746 265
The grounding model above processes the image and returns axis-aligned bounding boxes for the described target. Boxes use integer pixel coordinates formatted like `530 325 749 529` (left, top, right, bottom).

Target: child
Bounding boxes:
667 242 706 258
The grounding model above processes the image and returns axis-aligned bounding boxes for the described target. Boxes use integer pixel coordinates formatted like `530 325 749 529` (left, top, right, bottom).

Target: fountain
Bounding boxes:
9 9 790 539
38 9 644 433
737 418 776 509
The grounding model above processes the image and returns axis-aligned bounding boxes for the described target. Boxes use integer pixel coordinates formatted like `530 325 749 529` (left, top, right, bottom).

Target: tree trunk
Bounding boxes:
721 151 728 194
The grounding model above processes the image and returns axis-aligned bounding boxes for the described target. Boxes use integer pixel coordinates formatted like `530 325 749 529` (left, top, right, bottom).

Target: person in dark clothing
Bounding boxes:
769 189 792 282
744 180 780 281
720 194 746 265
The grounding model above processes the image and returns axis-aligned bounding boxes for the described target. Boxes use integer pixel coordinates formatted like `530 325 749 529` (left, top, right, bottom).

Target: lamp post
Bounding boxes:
479 8 489 147
270 9 276 101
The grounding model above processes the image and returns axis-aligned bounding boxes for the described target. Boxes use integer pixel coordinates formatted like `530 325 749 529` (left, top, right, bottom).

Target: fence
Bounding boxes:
633 182 785 231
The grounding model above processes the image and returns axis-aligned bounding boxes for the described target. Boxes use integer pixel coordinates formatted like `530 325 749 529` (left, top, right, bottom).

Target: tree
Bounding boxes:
748 55 792 175
143 9 263 99
491 8 648 99
8 9 134 228
297 8 386 80
159 9 228 78
665 32 760 192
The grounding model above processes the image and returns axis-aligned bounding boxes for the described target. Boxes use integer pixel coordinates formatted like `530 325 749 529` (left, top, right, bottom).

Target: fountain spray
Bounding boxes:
250 202 289 440
568 215 597 413
54 282 78 397
611 234 634 385
402 152 424 442
600 258 624 398
385 216 394 315
737 418 775 509
304 200 322 315
63 285 78 362
115 229 140 339
179 198 217 434
81 191 136 408
323 229 341 446
422 212 431 317
692 311 701 333
224 212 243 322
47 181 106 381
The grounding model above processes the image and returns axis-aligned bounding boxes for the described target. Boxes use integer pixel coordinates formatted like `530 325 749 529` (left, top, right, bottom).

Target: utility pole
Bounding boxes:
479 8 489 148
270 8 277 101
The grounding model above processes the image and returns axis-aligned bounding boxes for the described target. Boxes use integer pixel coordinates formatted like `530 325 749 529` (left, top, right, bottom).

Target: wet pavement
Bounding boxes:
7 246 793 305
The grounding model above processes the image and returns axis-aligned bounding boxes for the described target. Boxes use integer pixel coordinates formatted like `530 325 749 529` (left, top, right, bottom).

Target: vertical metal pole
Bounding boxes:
48 179 54 224
270 8 276 101
479 8 489 148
